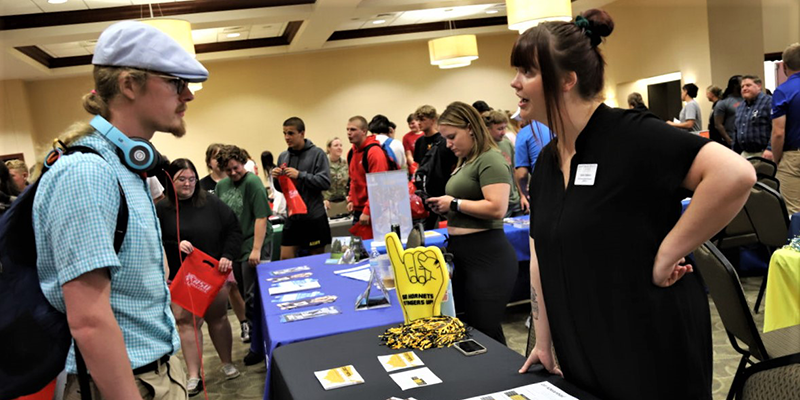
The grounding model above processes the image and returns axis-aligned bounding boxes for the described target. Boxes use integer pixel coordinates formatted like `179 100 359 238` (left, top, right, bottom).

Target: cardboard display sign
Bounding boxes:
169 249 228 317
384 232 449 323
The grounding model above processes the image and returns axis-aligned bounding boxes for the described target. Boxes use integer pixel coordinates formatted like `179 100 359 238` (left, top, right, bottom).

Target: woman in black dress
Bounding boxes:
512 9 755 400
157 158 243 395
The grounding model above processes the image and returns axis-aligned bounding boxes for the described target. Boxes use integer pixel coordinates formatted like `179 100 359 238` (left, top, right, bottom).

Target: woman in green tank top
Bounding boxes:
426 101 518 345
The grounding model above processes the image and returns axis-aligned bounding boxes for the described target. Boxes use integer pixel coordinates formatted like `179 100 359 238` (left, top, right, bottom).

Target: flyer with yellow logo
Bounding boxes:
313 365 364 390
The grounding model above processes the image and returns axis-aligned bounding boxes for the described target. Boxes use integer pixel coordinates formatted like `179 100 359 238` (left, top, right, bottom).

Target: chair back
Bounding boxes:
746 182 790 249
757 174 780 192
693 242 769 360
716 191 758 249
748 157 777 178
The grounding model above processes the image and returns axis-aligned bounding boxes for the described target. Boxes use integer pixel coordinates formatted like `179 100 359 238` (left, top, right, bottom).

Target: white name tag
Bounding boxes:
574 163 598 186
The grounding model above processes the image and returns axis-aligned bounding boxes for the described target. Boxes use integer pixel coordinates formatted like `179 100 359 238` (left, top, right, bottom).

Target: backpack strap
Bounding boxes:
360 143 381 173
382 137 399 165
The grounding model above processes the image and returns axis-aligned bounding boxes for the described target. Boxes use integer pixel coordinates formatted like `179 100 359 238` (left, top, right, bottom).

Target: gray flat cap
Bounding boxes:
92 20 208 82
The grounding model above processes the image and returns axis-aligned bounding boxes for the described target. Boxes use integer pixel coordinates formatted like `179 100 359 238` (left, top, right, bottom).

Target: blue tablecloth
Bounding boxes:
365 218 532 262
256 254 404 400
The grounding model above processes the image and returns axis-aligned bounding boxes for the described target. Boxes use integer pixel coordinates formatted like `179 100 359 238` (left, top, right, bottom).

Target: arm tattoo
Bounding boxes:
531 286 539 321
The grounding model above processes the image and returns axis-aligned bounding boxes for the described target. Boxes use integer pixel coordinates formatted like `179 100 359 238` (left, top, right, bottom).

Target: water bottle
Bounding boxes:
369 243 395 290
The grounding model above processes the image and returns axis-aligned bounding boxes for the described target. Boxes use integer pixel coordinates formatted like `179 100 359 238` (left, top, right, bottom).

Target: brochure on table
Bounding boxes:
461 381 578 400
314 365 364 390
378 351 424 372
389 367 442 391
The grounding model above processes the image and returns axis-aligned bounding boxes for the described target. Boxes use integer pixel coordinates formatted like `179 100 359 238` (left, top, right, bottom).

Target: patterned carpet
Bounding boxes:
184 276 765 399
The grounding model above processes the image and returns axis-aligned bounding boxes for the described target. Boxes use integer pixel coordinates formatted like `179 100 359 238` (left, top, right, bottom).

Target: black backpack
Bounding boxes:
413 138 451 197
347 142 398 173
0 145 127 400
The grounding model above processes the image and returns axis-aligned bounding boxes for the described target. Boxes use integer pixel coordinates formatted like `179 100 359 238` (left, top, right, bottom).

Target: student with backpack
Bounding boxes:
368 114 407 170
412 105 458 229
346 116 394 232
21 21 207 399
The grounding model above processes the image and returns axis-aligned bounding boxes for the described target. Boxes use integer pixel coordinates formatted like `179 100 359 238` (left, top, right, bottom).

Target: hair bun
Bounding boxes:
581 9 614 38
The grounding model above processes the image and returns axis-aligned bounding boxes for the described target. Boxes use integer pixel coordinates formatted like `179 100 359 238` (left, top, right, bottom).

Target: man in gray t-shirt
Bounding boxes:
713 95 742 145
668 83 703 132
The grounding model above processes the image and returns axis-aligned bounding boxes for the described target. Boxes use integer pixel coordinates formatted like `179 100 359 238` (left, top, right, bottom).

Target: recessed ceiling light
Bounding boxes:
226 32 241 38
486 10 499 14
372 20 386 24
48 0 68 3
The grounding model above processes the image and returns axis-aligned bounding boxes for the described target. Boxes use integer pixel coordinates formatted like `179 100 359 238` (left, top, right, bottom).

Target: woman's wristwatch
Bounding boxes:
450 198 461 212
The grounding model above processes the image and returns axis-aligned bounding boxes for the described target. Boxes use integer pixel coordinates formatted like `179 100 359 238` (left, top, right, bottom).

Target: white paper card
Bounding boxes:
389 367 442 391
313 365 364 390
378 351 425 372
574 163 597 186
461 381 578 400
268 278 320 295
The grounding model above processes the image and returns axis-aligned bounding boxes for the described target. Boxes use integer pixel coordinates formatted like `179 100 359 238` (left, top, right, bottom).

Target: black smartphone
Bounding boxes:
453 339 487 356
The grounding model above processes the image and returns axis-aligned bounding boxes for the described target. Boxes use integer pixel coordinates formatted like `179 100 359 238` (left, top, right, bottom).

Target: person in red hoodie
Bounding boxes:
346 115 392 232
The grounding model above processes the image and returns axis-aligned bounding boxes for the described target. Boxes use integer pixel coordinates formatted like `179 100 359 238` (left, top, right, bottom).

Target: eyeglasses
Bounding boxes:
175 176 197 184
152 73 188 95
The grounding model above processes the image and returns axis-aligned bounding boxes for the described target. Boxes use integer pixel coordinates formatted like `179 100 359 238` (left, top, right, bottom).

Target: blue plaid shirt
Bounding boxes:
734 92 773 152
34 132 179 374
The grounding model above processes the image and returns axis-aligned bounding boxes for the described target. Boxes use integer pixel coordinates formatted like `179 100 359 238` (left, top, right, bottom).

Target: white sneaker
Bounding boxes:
221 363 240 380
187 377 202 397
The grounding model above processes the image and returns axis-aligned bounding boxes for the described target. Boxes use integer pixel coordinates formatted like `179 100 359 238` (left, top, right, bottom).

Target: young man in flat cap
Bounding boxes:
34 20 208 399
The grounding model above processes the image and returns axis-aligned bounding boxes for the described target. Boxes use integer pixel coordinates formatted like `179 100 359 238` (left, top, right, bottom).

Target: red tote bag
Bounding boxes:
169 249 228 317
278 174 308 217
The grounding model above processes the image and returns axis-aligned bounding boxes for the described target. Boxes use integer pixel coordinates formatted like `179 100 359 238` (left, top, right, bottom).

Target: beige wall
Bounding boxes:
762 0 800 54
708 0 765 85
22 33 522 180
603 0 714 119
0 80 36 163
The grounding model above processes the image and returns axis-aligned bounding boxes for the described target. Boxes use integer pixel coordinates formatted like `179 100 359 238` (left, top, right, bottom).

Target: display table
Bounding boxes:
270 324 600 400
256 254 405 399
366 221 532 262
764 247 800 332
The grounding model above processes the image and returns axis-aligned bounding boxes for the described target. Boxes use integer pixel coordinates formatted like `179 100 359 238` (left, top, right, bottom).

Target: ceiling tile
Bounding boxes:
130 0 175 5
40 43 91 57
31 0 89 13
83 0 133 9
0 0 42 16
217 28 250 42
249 23 285 39
192 28 219 45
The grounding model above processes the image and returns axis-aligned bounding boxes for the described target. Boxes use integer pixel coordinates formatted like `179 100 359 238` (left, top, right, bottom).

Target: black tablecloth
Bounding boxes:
270 324 601 400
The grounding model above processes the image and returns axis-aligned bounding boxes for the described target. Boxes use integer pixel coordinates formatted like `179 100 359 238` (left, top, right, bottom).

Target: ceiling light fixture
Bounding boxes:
372 20 386 24
486 10 499 14
428 33 478 70
141 14 202 93
48 0 68 3
505 0 572 34
226 32 241 38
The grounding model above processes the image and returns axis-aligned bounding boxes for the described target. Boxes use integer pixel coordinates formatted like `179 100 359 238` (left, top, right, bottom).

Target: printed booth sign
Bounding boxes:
169 249 228 317
278 174 308 217
385 232 449 323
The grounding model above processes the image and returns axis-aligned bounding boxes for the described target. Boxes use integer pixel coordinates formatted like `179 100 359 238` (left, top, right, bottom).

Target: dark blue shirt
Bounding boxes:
772 72 800 150
734 91 773 152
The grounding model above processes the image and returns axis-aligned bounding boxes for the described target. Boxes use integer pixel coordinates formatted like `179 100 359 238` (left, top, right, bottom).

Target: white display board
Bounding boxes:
366 170 413 244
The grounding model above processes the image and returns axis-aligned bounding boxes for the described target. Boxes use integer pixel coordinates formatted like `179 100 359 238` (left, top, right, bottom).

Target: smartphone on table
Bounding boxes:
453 339 487 356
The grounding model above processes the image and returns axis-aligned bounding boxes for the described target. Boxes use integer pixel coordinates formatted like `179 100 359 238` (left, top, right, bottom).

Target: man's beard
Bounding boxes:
168 119 187 138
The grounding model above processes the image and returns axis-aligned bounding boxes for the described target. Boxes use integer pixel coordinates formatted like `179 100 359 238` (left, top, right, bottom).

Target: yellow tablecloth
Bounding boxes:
764 247 800 332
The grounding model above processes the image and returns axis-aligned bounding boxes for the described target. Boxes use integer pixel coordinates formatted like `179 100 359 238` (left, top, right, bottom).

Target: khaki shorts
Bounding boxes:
64 355 187 400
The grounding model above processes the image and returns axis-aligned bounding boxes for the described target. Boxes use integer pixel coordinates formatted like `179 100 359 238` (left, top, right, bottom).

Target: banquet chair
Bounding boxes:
745 182 791 313
739 354 800 400
756 174 780 192
693 242 800 400
747 157 777 178
713 190 758 250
